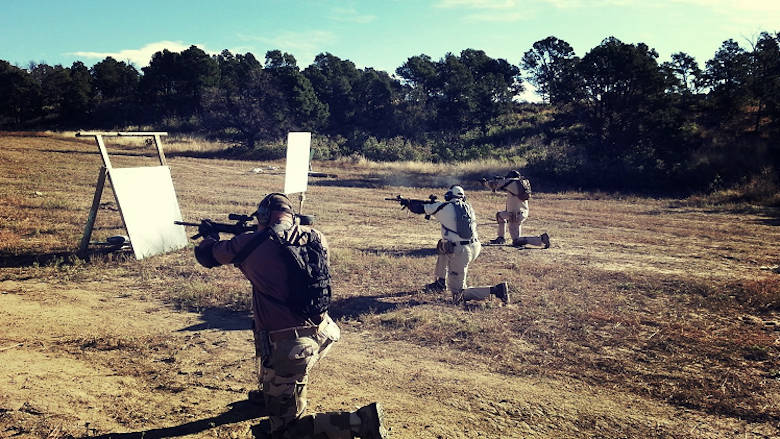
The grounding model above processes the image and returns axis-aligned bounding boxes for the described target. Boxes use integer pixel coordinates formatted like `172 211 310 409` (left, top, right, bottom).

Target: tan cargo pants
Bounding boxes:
434 240 493 302
496 210 543 245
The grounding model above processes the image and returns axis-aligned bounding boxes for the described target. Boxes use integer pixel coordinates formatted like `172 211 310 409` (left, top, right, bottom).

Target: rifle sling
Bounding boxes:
429 201 462 237
232 229 273 266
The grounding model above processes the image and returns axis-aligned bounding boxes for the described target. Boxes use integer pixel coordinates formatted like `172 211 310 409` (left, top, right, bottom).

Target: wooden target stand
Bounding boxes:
77 132 186 259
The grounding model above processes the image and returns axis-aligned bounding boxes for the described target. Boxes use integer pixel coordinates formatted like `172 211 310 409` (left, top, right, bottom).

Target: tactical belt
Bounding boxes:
450 238 478 246
267 322 323 343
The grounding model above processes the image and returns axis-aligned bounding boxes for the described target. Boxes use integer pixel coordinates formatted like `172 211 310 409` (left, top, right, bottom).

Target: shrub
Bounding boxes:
361 136 431 162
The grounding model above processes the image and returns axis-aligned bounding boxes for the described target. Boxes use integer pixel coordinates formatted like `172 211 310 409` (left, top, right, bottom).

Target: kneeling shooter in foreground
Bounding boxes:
193 193 388 439
391 186 509 305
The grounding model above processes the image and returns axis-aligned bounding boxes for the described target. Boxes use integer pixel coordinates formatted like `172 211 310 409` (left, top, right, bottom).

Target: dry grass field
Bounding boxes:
1 132 778 439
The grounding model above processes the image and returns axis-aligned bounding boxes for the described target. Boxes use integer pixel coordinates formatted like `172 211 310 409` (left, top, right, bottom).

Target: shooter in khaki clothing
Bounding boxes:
482 170 550 248
194 193 387 439
400 185 510 305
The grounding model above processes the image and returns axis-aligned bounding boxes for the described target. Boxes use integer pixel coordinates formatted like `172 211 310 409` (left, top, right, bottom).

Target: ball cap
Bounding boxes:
257 193 294 216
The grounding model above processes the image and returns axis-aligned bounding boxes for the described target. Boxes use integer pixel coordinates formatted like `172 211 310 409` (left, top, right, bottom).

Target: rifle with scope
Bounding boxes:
175 212 314 240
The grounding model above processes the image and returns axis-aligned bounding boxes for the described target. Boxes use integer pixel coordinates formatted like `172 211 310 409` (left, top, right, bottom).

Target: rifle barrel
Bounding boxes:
174 221 200 227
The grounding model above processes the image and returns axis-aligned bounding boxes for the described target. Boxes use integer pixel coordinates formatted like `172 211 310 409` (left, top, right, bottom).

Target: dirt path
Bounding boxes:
1 279 775 439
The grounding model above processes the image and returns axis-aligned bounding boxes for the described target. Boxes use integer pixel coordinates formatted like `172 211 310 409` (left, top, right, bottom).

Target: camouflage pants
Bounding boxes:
260 315 354 439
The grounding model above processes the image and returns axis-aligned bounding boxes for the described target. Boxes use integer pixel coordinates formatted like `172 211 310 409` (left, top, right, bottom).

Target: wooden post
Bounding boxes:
152 134 167 166
78 166 107 257
95 134 113 170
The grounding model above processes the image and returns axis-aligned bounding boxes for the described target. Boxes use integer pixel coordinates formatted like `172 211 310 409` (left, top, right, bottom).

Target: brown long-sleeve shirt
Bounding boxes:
199 223 328 331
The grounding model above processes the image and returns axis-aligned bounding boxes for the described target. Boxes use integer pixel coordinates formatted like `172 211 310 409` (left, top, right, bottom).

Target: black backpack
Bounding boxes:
232 228 332 318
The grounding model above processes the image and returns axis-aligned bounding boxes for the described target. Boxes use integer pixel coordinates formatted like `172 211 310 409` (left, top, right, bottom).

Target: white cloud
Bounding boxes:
436 0 780 19
435 0 529 21
463 11 529 22
668 0 780 13
538 0 780 14
328 7 376 23
435 0 518 9
669 0 780 33
237 31 337 65
66 41 209 67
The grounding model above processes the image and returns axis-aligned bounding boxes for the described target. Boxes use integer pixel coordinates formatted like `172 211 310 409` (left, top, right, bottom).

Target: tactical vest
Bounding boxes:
437 200 476 240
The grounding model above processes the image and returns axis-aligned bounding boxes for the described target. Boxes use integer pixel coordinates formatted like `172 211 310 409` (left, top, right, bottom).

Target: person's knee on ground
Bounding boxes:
451 288 464 304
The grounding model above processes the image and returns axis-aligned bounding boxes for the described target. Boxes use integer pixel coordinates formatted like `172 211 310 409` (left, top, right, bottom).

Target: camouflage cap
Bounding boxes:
261 193 293 213
256 193 293 224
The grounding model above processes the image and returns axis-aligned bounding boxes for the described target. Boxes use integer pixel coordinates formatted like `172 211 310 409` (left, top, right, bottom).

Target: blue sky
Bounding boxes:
2 0 778 101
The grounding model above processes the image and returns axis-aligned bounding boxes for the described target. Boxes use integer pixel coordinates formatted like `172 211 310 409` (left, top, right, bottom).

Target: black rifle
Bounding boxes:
176 213 314 240
384 194 438 219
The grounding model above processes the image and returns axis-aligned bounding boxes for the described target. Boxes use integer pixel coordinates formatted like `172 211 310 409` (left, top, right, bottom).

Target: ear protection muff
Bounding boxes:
255 193 294 225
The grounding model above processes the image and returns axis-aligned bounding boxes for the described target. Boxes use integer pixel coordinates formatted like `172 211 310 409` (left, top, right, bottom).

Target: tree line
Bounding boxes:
1 32 778 193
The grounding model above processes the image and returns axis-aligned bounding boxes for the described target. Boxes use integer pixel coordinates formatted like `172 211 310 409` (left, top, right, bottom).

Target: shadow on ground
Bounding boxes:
329 290 429 319
85 400 264 439
0 248 133 268
179 308 253 332
359 247 437 258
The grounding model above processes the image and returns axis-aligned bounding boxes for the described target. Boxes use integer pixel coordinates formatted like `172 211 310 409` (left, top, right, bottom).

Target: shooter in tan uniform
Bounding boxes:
398 185 510 305
482 170 550 248
194 193 387 439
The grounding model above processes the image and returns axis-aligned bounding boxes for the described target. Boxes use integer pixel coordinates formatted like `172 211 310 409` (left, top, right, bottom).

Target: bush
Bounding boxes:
311 134 348 160
361 136 431 162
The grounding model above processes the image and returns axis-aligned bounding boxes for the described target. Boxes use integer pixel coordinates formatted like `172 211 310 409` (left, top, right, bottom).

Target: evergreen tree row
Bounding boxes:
1 32 778 192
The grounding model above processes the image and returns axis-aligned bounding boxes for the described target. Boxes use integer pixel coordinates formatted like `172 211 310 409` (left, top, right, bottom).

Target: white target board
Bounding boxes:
283 132 312 195
109 166 188 259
